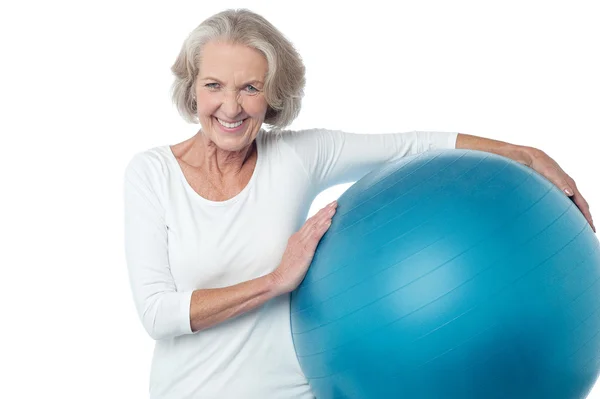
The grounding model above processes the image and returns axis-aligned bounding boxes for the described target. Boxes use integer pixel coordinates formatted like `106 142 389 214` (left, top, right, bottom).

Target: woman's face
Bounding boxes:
195 41 269 152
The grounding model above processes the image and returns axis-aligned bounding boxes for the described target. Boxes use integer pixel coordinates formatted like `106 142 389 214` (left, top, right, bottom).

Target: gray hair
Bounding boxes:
171 9 306 129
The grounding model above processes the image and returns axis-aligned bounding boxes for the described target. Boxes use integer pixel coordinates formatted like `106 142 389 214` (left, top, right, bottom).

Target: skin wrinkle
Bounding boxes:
171 40 268 201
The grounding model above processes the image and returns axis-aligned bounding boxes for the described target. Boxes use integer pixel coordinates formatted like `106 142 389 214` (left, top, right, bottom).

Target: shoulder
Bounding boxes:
124 146 171 181
125 145 169 168
123 146 173 209
266 127 344 148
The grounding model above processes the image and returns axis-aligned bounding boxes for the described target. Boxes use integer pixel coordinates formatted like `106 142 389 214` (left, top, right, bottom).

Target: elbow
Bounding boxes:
140 305 184 341
144 325 165 341
141 312 169 341
138 291 192 341
147 330 170 341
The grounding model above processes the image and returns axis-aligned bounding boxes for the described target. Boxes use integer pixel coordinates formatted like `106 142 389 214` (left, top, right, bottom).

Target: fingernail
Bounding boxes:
564 188 574 196
329 201 337 207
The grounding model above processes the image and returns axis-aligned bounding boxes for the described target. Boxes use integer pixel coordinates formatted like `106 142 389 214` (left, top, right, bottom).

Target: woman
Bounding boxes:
123 9 594 399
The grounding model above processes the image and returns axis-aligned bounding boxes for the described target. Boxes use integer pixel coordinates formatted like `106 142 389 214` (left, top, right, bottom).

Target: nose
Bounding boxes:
221 89 242 118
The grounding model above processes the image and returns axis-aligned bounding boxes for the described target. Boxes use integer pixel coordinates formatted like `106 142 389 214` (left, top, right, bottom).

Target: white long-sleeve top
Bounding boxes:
123 128 458 398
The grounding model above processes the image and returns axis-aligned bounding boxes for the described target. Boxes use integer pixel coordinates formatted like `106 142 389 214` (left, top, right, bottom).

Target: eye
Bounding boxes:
204 83 220 89
244 85 260 94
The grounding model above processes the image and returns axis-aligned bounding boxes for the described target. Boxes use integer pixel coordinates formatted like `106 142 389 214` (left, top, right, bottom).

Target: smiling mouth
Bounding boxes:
216 117 245 128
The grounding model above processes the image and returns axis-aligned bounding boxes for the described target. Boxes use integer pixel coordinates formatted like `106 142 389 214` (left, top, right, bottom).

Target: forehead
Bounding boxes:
198 41 268 80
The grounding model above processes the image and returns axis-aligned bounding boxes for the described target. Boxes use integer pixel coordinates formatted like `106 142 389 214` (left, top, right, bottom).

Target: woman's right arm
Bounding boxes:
124 154 336 339
189 199 336 332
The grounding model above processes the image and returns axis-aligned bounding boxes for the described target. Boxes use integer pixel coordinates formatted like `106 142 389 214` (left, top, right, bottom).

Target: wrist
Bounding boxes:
265 270 287 297
487 141 535 167
456 134 535 166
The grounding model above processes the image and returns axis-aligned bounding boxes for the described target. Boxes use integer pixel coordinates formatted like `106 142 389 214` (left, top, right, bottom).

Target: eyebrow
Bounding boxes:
200 77 264 86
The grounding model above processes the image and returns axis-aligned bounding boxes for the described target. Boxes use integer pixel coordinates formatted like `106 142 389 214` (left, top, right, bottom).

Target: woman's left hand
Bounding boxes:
456 134 595 233
509 146 595 233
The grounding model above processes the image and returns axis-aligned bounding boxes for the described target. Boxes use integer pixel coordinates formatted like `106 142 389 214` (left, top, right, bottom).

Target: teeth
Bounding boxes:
217 118 244 128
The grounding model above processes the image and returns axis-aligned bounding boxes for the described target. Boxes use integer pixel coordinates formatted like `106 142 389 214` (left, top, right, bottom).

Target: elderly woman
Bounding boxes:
123 8 594 399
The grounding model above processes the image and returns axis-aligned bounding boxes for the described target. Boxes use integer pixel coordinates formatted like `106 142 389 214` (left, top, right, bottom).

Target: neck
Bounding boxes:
192 130 257 178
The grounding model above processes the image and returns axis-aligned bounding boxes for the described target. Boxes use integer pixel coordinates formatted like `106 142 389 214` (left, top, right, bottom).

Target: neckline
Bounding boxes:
164 130 264 207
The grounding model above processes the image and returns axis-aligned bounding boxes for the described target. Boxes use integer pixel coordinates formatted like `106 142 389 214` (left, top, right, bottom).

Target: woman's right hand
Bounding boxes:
270 200 338 295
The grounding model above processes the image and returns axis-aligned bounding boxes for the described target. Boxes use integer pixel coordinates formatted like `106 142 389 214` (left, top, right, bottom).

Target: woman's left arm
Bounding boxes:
456 133 595 233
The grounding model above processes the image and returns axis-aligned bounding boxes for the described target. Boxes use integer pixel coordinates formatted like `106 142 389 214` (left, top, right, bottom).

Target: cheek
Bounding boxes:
196 93 219 116
245 97 269 119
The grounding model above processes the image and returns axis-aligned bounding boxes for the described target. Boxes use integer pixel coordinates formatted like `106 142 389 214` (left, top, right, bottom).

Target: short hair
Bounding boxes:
171 9 306 129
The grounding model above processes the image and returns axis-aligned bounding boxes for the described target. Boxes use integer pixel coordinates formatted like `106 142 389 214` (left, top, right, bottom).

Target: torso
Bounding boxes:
169 136 258 202
152 130 314 398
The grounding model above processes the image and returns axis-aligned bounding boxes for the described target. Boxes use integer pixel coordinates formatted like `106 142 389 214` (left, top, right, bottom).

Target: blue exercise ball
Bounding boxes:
291 149 600 399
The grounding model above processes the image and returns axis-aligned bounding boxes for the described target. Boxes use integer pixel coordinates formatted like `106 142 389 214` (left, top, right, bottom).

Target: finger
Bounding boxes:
300 202 337 234
298 214 327 243
299 207 329 233
563 186 575 197
304 219 331 252
298 222 316 240
571 190 595 233
322 200 338 213
564 177 595 232
315 201 337 220
305 210 334 240
553 173 575 197
538 163 574 198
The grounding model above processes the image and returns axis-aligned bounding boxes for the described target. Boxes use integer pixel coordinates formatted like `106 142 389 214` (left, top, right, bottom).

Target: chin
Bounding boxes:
211 131 254 152
199 116 262 148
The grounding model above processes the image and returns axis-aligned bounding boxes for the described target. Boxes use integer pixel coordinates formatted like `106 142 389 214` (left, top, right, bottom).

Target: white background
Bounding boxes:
1 0 599 397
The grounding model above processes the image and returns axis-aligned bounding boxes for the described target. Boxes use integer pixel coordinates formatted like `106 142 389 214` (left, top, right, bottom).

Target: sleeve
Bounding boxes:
279 129 458 192
123 153 196 340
